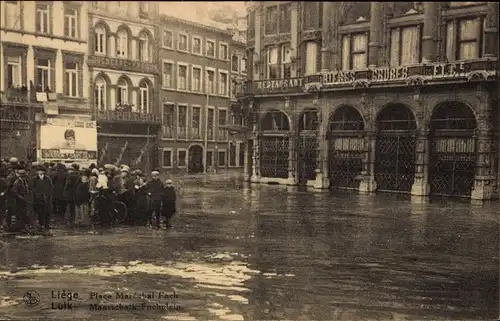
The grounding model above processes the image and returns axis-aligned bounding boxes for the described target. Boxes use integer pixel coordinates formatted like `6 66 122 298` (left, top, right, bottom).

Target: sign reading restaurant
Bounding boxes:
250 59 497 94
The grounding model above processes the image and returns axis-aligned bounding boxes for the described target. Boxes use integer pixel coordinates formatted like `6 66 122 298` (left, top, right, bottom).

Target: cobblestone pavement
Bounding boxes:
0 173 498 320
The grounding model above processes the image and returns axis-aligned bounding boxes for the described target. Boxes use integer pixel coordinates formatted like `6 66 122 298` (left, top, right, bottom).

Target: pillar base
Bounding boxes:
250 174 259 183
286 172 297 186
359 177 377 194
471 177 496 200
411 177 430 196
313 171 330 189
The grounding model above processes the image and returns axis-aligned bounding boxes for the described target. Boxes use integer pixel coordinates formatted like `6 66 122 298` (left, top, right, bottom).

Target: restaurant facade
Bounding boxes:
238 2 499 200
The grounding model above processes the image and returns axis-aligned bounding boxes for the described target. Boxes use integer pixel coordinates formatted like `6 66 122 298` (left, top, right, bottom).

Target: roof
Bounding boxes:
159 14 234 37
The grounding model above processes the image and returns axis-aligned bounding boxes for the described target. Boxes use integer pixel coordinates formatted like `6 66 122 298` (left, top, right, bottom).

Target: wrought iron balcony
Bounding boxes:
87 55 157 74
96 110 161 124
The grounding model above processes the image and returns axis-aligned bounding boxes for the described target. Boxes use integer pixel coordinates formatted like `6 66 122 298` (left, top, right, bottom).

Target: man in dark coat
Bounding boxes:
162 179 177 228
51 163 68 219
31 165 54 229
8 166 30 232
64 163 80 226
0 167 8 228
147 170 164 229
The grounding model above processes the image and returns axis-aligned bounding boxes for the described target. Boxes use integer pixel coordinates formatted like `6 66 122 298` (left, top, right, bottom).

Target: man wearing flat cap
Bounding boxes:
31 165 54 230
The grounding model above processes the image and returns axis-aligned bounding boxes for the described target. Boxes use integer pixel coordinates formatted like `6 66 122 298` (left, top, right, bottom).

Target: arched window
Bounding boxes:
139 82 149 112
138 33 149 62
117 79 128 106
94 76 106 110
116 29 128 58
94 25 106 54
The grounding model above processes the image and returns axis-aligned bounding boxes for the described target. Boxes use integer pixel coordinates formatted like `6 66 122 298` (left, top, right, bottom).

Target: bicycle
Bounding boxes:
94 194 128 225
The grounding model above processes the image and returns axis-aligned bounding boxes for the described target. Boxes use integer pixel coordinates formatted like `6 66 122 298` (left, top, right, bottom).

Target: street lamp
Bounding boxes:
214 145 218 173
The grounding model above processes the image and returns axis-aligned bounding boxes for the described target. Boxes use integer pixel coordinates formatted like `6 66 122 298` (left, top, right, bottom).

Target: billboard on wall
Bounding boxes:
39 118 98 164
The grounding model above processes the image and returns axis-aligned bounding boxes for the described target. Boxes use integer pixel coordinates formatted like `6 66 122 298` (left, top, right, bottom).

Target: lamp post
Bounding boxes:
214 145 218 173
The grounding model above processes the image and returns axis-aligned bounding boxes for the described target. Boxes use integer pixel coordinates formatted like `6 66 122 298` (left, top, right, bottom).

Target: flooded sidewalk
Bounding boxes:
0 177 498 320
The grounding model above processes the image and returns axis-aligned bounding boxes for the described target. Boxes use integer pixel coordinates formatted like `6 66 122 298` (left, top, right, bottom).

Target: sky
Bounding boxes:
159 2 247 29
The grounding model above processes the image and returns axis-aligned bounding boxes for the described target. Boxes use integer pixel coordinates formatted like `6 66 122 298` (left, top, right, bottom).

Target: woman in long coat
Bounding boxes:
133 175 149 226
161 179 177 228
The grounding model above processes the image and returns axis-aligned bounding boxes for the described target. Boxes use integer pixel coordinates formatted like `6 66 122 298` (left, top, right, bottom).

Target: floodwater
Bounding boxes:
0 173 498 320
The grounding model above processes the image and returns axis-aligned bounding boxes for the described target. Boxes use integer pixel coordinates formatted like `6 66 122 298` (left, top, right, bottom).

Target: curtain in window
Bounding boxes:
459 19 479 59
401 26 420 65
351 34 367 70
341 36 350 70
305 42 317 75
268 47 278 64
446 22 455 62
390 29 400 66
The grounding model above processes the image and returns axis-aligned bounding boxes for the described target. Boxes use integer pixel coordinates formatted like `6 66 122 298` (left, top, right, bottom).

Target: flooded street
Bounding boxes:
0 173 498 320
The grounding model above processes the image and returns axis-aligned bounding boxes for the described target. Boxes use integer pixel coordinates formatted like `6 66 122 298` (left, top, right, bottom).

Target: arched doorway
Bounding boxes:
328 105 365 188
297 108 319 184
429 102 477 197
375 104 417 192
259 109 290 179
188 145 204 173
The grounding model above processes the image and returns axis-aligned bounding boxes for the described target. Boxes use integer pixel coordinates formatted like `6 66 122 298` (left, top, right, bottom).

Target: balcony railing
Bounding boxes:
96 110 161 124
88 55 157 74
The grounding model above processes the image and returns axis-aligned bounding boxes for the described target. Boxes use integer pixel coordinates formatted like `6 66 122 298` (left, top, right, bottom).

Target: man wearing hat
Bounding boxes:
7 165 30 232
162 179 177 228
31 165 54 230
148 169 164 229
64 163 80 226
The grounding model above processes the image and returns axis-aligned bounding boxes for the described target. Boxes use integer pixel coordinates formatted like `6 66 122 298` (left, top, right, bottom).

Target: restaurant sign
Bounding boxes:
255 77 304 91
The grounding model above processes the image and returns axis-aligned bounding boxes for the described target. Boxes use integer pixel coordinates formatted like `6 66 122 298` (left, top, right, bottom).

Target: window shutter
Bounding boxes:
63 69 69 95
390 29 400 66
445 21 456 61
64 16 69 36
50 64 55 92
341 35 350 70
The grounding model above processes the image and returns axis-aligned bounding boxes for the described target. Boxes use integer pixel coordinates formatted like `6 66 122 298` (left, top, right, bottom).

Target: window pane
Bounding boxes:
163 30 172 47
401 26 420 65
352 34 366 52
352 53 366 70
390 28 400 66
459 19 479 41
268 47 278 64
279 3 291 33
232 55 239 72
341 36 350 70
305 41 317 75
459 42 477 60
163 151 172 167
446 22 456 62
282 44 292 63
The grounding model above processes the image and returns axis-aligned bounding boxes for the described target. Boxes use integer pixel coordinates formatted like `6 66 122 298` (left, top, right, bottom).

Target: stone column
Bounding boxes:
290 2 299 77
421 2 440 63
368 2 385 68
109 35 116 57
321 2 333 71
254 7 262 81
55 50 64 94
250 102 260 182
243 139 250 180
359 131 377 193
471 88 496 200
484 2 499 57
313 105 330 189
411 128 430 196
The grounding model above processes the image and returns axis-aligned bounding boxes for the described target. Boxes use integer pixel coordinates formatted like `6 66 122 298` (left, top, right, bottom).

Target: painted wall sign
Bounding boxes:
371 67 409 82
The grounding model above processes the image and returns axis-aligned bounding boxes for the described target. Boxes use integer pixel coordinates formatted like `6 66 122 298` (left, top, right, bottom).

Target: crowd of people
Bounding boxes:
0 157 178 234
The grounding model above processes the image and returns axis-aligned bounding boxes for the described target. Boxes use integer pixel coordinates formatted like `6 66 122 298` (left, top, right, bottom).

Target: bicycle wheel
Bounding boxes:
112 201 128 225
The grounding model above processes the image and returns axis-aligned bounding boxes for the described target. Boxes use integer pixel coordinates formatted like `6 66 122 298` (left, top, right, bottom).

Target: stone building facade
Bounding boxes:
0 1 90 162
87 2 160 172
238 2 499 200
157 15 247 173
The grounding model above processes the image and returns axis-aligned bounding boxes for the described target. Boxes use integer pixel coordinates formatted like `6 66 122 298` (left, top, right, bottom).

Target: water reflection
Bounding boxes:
0 175 498 320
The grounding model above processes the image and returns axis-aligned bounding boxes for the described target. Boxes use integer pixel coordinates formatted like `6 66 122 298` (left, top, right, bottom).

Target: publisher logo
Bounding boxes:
23 290 40 307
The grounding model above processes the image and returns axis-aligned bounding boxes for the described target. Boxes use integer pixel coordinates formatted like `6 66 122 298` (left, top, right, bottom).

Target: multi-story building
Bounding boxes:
0 1 91 162
157 15 245 173
229 33 249 172
87 2 160 172
239 2 499 200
